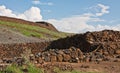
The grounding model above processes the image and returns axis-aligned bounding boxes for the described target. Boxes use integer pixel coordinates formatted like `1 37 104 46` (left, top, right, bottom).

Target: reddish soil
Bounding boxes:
71 62 120 73
36 61 120 73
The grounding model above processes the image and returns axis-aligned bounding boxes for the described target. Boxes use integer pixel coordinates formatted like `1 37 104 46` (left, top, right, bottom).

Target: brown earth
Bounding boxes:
36 62 120 73
0 16 58 31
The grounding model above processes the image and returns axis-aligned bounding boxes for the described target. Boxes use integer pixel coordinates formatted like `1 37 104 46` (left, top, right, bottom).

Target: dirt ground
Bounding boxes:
39 61 120 73
72 62 120 73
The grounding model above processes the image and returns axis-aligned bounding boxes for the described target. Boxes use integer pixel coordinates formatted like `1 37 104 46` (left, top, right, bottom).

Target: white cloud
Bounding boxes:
18 7 42 21
0 5 16 17
39 2 53 6
0 5 42 22
32 0 40 5
47 15 120 33
87 4 109 17
32 0 53 5
47 14 106 33
96 4 109 16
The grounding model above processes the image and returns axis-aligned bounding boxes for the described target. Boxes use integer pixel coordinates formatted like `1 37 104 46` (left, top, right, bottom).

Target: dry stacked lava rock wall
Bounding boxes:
0 42 50 58
33 30 120 63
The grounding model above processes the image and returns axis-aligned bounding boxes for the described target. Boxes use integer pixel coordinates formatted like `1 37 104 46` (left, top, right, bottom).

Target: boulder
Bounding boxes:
44 56 50 62
115 49 120 54
38 57 44 64
57 54 63 62
50 55 57 62
63 54 71 62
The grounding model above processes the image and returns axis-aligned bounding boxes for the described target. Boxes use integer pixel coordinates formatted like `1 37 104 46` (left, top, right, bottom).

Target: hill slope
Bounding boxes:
0 16 69 41
0 16 58 31
0 27 44 44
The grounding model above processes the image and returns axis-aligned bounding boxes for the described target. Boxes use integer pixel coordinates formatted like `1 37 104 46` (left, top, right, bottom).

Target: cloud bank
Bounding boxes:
47 15 120 33
0 5 42 22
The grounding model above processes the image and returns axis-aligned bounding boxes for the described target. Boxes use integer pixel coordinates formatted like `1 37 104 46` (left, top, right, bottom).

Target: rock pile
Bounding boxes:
0 30 120 65
34 47 83 63
33 47 120 64
36 30 120 63
47 30 120 55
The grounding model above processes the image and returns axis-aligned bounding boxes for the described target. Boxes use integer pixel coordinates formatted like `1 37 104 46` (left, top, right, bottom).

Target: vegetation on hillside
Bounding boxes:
0 20 70 40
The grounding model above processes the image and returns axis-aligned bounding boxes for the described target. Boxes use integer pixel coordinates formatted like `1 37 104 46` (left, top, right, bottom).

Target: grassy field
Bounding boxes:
0 20 70 40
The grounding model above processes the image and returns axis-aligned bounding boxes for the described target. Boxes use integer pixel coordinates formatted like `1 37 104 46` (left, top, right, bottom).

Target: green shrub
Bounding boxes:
5 64 23 73
27 63 43 73
3 63 43 73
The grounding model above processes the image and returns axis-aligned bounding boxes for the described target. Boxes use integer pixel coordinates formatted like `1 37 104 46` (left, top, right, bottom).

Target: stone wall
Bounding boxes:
0 42 50 58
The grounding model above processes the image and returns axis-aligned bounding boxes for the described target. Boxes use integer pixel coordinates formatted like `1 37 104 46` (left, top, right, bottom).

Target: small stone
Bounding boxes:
115 49 120 54
63 54 71 62
57 54 63 62
50 55 57 62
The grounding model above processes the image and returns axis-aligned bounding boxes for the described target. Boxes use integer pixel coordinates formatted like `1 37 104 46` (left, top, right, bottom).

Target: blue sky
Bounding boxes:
0 0 120 33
